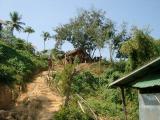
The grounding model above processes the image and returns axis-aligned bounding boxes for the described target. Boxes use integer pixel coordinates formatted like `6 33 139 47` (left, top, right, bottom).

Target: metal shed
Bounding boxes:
109 57 160 120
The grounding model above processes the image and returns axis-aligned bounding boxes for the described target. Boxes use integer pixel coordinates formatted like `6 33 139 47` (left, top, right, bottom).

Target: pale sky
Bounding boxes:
0 0 160 58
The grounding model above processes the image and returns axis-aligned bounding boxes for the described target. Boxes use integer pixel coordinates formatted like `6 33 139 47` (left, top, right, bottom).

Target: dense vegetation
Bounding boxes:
0 39 47 85
1 9 160 120
51 8 160 120
0 11 47 87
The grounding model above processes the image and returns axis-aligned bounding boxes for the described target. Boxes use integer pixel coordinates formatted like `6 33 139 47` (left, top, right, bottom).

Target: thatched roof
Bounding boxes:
66 48 86 56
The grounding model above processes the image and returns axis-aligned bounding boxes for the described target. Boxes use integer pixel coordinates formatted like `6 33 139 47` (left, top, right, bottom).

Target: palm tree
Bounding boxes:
24 26 35 44
41 32 51 50
7 11 25 35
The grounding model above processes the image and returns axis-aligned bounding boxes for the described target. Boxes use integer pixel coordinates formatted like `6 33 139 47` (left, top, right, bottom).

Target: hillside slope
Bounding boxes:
16 71 62 120
0 71 63 120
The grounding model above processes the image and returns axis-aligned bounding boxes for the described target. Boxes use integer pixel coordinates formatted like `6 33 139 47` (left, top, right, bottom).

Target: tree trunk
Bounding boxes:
44 40 45 51
109 39 113 63
27 33 29 50
10 27 14 36
98 48 101 73
27 33 29 44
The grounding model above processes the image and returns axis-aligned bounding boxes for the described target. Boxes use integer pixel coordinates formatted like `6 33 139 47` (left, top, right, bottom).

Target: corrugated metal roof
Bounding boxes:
132 74 160 88
109 57 160 87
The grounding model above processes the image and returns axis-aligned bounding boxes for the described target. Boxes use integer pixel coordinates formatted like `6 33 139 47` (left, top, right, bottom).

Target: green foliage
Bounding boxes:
83 63 138 119
58 64 76 95
72 71 99 94
154 39 160 55
120 28 159 71
0 40 47 85
54 106 93 120
54 8 115 57
0 28 13 41
41 31 51 50
24 26 35 34
24 26 35 44
1 29 36 54
114 23 130 59
87 88 123 118
100 62 125 85
51 48 65 60
7 11 25 35
51 9 160 120
86 86 138 119
73 55 80 64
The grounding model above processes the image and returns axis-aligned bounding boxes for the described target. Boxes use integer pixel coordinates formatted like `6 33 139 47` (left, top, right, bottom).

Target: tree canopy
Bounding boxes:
54 9 115 58
6 11 25 35
120 27 159 71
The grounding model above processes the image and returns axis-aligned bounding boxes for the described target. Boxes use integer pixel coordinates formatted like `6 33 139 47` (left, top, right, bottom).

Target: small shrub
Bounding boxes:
54 106 93 120
72 71 99 94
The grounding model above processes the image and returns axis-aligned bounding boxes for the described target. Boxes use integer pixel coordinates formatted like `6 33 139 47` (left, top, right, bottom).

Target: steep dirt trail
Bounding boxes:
15 71 63 120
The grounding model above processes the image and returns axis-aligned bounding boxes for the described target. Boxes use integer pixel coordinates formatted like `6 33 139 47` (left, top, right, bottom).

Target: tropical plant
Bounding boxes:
41 32 51 50
24 26 35 44
6 11 25 35
0 39 47 85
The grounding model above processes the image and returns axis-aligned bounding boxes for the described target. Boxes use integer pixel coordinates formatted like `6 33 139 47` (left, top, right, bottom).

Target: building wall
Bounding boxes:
139 93 160 120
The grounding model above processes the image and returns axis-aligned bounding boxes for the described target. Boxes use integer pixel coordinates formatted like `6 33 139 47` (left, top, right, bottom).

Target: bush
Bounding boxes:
0 40 47 85
72 71 99 94
54 106 93 120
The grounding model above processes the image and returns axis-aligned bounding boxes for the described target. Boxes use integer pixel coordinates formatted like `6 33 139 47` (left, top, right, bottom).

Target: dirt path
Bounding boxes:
14 71 63 120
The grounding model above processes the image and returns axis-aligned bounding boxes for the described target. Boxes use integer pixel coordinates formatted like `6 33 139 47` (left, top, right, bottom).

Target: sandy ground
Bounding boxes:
15 71 63 120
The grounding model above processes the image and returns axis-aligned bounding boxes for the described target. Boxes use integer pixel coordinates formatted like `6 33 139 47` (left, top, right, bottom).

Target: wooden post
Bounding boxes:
120 87 127 120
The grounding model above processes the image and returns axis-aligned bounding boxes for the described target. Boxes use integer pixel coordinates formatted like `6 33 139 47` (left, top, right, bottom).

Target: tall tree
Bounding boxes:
113 23 130 60
120 27 158 71
102 20 115 62
7 11 25 35
54 9 115 59
24 26 35 44
41 32 51 50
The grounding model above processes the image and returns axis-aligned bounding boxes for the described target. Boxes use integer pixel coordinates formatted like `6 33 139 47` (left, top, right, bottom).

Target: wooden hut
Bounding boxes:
110 57 160 120
65 48 91 63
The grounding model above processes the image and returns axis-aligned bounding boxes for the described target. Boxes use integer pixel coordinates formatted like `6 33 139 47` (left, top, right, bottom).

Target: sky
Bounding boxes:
0 0 160 58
